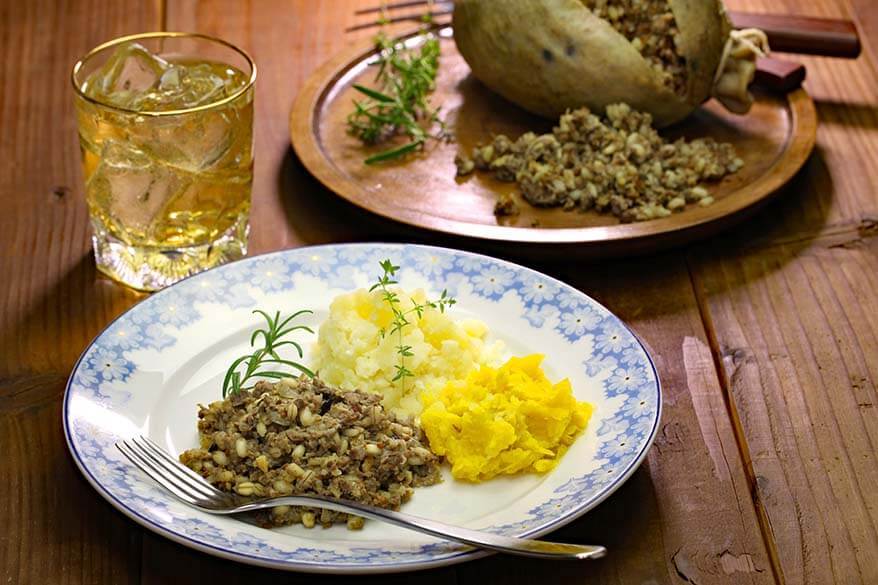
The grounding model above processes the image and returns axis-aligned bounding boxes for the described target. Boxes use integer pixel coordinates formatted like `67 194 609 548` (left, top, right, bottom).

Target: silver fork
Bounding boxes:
346 0 452 32
116 436 606 560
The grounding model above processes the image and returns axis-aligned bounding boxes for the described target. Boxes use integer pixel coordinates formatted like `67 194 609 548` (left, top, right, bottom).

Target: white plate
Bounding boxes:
64 243 661 573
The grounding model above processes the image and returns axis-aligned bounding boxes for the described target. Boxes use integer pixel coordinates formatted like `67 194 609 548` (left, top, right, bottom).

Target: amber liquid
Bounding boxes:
76 57 253 290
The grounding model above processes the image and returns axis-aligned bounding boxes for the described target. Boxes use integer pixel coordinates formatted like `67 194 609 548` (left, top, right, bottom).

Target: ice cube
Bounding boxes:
84 43 248 115
146 103 242 171
131 63 229 112
165 64 225 107
182 109 236 170
84 43 169 109
88 140 191 238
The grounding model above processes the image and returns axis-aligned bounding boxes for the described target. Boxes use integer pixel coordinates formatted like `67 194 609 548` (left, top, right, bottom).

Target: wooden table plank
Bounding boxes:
688 2 878 583
0 3 159 584
692 233 878 585
722 0 878 246
1 375 143 585
849 0 878 67
4 0 875 582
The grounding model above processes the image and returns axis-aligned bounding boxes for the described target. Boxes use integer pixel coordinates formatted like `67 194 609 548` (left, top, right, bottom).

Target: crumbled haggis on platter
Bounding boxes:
456 103 743 223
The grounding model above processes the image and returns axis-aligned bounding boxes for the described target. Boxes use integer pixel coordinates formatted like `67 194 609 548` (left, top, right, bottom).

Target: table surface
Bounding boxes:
2 1 877 583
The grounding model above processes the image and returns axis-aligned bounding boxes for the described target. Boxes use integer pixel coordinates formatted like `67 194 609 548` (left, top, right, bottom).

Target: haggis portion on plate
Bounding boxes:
179 376 442 529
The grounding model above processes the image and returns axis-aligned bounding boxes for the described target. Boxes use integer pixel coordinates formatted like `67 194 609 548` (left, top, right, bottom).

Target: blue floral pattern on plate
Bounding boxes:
63 243 660 574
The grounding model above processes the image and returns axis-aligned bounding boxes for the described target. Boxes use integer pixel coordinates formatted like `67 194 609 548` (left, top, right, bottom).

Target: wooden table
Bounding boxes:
1 1 876 583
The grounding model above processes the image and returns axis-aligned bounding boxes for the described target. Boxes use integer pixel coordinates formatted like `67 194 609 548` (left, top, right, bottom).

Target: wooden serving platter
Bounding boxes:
290 27 817 254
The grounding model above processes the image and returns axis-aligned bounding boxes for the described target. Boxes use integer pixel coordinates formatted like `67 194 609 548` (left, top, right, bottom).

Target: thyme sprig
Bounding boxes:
369 259 456 391
222 309 315 398
346 30 446 164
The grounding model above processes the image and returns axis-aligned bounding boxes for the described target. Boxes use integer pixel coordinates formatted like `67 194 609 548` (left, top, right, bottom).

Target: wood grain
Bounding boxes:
729 12 861 58
2 0 877 583
692 233 878 584
754 58 807 93
0 3 158 584
722 0 878 244
683 2 878 584
289 29 816 253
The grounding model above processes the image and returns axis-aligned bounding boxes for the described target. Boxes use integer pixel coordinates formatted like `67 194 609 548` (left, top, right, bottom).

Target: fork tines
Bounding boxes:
348 0 453 32
116 436 225 505
355 0 453 15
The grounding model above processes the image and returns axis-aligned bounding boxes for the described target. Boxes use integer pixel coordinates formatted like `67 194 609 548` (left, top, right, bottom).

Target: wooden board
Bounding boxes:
0 2 158 584
687 1 878 582
4 0 878 583
290 26 817 254
692 233 878 584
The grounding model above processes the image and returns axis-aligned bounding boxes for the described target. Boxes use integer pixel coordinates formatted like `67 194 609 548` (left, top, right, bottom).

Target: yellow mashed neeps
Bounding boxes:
419 355 594 482
312 288 502 417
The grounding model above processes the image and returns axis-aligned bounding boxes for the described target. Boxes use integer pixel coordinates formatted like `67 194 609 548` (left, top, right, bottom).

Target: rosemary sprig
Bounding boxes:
369 259 456 392
222 309 315 398
346 30 446 164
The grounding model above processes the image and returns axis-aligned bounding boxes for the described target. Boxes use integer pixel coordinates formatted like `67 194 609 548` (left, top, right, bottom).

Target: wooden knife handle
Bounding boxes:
729 11 861 58
755 57 807 93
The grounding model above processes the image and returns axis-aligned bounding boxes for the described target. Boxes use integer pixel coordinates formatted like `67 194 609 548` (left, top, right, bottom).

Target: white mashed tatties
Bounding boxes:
312 287 502 418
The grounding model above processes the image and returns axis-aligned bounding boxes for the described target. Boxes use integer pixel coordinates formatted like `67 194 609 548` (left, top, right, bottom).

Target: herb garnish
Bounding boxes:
222 310 315 398
369 259 456 391
346 30 446 164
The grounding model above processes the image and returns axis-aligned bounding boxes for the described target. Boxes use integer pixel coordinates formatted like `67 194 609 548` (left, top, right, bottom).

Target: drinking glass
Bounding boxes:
72 33 256 291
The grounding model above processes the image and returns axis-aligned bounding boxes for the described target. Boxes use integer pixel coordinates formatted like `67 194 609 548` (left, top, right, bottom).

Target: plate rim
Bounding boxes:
63 242 662 573
289 26 818 247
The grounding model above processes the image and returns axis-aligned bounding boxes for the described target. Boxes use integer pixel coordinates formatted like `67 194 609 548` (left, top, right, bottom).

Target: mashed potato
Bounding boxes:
312 288 502 417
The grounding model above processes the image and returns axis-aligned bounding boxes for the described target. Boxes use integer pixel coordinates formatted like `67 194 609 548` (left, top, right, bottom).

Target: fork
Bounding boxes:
116 436 607 560
347 1 451 32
